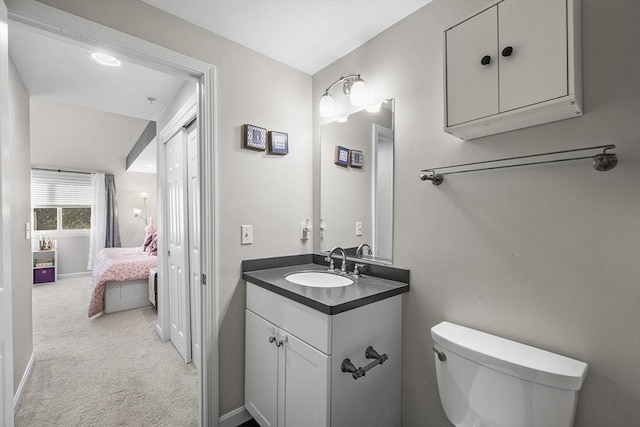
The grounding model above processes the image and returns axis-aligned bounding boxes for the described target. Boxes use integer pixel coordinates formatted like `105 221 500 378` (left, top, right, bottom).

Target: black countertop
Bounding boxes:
242 254 409 315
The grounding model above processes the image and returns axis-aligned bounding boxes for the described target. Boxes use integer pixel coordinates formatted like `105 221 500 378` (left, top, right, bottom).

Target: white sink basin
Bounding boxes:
285 271 354 288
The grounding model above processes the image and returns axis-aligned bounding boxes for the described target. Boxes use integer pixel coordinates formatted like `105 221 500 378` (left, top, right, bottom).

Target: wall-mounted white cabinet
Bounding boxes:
245 282 401 427
444 0 581 140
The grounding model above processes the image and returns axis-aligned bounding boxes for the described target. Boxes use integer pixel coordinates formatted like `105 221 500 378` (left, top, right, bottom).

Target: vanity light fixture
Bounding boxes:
319 74 369 118
90 52 122 67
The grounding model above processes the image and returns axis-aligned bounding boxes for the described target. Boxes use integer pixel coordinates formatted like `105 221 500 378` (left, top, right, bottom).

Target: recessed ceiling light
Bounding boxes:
90 52 122 67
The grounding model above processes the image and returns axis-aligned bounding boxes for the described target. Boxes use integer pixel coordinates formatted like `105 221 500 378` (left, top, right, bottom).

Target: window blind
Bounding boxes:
31 169 94 207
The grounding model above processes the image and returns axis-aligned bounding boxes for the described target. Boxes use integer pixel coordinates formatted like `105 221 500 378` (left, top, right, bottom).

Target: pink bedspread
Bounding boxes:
88 247 158 317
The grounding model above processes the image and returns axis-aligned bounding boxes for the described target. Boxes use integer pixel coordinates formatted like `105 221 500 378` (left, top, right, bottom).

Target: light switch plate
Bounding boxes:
241 225 253 245
355 221 363 236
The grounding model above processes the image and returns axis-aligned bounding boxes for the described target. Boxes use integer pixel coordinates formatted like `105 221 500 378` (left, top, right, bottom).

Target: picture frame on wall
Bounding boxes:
242 124 267 151
268 131 289 155
334 145 350 167
350 149 363 168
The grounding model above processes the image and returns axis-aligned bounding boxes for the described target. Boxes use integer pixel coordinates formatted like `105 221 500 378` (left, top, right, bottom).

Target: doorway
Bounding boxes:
6 1 219 425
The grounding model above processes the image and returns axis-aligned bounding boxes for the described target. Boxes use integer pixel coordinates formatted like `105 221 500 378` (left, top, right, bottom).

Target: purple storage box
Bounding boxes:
33 268 55 284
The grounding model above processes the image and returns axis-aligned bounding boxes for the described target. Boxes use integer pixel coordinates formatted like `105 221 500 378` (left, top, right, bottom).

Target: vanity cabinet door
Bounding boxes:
245 310 279 427
281 332 330 427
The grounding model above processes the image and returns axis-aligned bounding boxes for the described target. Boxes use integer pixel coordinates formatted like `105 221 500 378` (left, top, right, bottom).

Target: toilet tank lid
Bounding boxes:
431 321 588 391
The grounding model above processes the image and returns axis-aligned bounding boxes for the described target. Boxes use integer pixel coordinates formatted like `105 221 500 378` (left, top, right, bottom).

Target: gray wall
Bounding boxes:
36 0 314 415
30 97 158 272
313 0 640 425
8 58 33 395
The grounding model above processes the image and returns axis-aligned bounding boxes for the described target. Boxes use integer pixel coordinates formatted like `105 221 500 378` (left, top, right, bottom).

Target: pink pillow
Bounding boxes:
142 232 153 251
148 233 158 256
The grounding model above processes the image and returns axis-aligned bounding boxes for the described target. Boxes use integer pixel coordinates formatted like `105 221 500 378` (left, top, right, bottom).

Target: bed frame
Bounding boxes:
104 279 151 314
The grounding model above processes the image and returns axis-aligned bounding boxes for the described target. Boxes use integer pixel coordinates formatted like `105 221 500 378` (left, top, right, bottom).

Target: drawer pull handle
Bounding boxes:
501 46 513 57
480 55 491 65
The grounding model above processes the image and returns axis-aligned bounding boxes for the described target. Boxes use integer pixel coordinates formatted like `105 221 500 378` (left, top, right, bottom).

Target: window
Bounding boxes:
31 170 93 232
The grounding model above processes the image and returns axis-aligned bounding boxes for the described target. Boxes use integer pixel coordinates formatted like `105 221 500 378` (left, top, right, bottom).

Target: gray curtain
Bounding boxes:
105 174 122 248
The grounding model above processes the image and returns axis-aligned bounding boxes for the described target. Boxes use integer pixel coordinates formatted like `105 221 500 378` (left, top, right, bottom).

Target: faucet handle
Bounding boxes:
353 263 366 278
325 256 335 271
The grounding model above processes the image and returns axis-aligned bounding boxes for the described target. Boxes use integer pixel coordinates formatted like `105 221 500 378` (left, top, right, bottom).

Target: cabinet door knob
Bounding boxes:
501 46 514 57
480 55 491 65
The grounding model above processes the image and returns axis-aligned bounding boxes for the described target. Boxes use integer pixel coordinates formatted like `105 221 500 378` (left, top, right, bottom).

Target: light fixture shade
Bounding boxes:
366 103 382 113
133 208 142 216
90 52 122 67
349 78 368 106
319 92 336 117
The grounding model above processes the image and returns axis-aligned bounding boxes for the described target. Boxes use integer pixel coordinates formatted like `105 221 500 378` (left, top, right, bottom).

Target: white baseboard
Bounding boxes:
13 352 35 413
219 406 252 427
58 271 91 279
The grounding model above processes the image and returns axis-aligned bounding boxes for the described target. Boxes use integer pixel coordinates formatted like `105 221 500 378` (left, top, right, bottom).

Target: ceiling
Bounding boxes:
8 24 188 122
8 1 430 172
140 0 431 75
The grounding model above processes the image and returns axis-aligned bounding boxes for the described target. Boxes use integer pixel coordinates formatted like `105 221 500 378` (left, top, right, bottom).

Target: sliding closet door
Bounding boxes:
187 121 201 371
165 129 191 363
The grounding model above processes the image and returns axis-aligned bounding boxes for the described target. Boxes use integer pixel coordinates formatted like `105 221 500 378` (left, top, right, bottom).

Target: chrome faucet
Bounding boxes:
356 243 372 258
326 246 347 273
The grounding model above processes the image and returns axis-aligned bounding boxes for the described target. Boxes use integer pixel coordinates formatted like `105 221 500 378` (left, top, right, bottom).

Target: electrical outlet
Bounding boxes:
241 225 253 245
355 221 363 236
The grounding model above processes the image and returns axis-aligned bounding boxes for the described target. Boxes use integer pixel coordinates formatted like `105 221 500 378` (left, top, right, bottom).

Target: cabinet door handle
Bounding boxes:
501 46 514 57
480 55 491 65
268 335 286 347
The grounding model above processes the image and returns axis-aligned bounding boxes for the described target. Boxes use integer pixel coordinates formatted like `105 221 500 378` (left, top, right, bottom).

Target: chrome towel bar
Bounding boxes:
419 144 618 185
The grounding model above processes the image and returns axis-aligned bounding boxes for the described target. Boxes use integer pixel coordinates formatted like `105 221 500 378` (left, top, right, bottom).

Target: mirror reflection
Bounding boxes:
320 99 394 263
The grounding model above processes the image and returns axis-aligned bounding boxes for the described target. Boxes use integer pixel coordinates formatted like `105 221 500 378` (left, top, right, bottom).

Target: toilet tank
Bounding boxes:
431 321 588 427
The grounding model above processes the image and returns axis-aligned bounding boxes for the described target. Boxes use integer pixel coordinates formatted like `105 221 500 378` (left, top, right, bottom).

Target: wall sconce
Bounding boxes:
319 74 369 118
133 192 148 225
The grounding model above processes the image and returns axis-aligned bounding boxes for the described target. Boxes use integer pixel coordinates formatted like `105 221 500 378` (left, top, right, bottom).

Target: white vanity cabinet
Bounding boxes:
245 309 330 427
245 282 402 427
444 0 581 139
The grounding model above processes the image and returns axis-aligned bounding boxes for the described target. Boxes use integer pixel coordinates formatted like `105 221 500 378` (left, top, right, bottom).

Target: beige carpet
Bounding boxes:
15 276 199 426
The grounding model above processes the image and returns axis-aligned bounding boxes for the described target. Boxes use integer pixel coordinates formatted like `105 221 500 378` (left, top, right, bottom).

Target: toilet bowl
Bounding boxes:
431 321 588 427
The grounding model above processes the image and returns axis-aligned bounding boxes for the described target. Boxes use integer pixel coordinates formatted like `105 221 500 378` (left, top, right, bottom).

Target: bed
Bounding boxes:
88 246 158 317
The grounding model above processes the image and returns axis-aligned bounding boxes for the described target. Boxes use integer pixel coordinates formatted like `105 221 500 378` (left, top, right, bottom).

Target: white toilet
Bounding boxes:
431 321 588 427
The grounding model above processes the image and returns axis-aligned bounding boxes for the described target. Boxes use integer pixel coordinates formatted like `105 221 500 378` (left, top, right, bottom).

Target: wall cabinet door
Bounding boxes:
444 0 581 139
445 4 499 127
498 0 568 112
245 310 279 427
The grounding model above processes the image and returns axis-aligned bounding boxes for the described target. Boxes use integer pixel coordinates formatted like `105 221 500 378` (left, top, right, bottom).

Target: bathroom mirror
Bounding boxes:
320 99 394 263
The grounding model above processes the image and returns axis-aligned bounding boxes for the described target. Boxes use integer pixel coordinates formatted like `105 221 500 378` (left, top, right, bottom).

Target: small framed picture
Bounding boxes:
243 124 267 151
334 146 350 167
350 149 363 168
268 131 289 155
